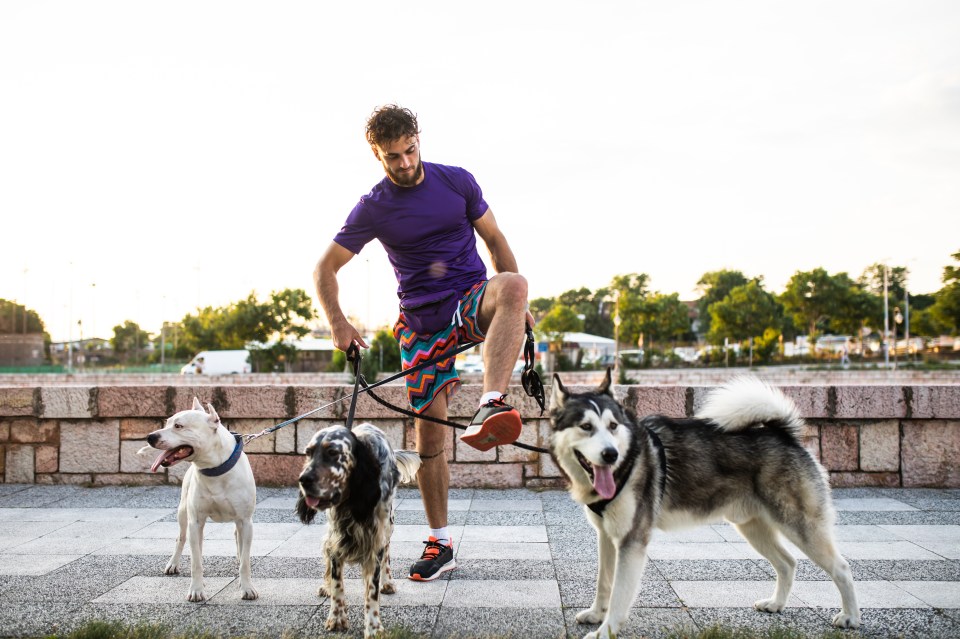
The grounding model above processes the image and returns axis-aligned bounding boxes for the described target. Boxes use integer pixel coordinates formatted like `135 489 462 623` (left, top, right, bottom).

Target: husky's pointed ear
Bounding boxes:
550 374 569 410
192 397 203 411
597 367 613 396
295 494 317 524
206 403 221 428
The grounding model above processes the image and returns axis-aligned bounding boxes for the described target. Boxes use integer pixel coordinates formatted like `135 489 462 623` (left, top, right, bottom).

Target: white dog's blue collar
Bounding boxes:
199 433 244 477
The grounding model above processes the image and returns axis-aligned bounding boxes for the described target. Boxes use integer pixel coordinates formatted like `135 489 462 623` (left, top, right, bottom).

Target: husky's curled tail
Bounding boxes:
696 376 803 434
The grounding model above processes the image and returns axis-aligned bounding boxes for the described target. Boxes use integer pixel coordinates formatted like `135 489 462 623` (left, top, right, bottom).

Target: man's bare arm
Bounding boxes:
313 242 369 351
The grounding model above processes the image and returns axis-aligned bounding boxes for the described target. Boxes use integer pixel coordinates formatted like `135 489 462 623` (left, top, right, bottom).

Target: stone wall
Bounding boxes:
1 383 958 488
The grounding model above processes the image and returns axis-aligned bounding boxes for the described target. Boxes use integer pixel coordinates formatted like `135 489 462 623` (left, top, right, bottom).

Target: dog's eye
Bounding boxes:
324 447 339 461
579 423 592 432
609 422 618 431
174 423 182 429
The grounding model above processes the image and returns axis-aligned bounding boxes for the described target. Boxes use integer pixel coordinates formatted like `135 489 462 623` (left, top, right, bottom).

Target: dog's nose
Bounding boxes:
147 432 160 447
601 447 618 464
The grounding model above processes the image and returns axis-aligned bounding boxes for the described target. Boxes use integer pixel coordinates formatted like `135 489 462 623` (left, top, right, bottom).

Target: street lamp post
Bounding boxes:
893 306 903 370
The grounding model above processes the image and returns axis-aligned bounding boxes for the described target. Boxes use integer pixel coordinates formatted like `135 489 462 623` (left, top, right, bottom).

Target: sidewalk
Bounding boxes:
0 484 958 638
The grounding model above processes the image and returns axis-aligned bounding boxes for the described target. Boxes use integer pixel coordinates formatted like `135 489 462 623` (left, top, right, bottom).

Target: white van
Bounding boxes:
181 350 252 375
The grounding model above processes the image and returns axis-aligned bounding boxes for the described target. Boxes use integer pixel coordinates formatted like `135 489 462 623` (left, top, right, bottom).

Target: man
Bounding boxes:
314 104 532 582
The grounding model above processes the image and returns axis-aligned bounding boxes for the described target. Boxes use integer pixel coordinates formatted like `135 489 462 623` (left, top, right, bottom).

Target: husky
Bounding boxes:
549 371 859 639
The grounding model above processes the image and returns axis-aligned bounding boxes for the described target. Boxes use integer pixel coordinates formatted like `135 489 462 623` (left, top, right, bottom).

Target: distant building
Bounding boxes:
0 333 45 367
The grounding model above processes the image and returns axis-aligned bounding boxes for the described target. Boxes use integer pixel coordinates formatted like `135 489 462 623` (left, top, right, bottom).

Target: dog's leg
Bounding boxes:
235 518 258 600
576 528 615 624
380 540 396 594
789 526 860 629
186 518 206 602
324 554 349 631
734 518 797 614
361 550 385 638
585 543 648 639
164 500 188 576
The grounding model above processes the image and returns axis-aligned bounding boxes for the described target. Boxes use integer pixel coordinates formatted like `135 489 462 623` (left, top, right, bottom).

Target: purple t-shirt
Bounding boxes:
333 162 490 299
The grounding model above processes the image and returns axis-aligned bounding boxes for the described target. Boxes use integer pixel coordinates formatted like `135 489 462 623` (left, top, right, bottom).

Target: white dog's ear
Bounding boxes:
192 397 203 411
597 367 613 396
550 373 568 410
206 403 221 427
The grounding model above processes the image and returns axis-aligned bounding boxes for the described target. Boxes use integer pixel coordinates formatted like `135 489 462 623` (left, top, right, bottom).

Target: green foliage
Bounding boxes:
707 280 782 345
365 328 402 379
176 288 316 358
329 349 347 373
696 270 749 336
779 268 869 338
926 249 960 333
536 304 583 343
635 292 694 349
0 298 45 334
110 321 151 362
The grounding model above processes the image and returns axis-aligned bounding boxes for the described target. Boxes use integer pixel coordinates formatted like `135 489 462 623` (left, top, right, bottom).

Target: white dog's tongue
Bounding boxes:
150 452 170 473
593 465 617 500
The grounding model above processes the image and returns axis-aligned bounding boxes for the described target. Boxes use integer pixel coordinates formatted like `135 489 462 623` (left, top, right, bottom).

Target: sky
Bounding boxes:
2 1 959 343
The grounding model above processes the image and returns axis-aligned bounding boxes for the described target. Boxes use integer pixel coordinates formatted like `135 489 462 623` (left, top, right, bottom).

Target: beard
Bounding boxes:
386 159 423 187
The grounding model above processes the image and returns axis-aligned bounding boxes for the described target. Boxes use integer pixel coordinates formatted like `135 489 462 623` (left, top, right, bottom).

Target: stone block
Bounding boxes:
247 454 302 487
293 386 345 419
526 477 566 489
120 440 155 473
835 386 905 419
539 452 562 478
210 385 290 418
0 444 4 474
0 420 8 441
860 420 900 472
40 387 94 419
60 420 120 473
820 423 858 471
5 444 34 483
377 420 406 452
36 473 93 485
902 420 960 487
0 387 35 416
626 386 686 417
909 386 960 419
829 472 901 488
92 473 166 486
228 419 276 454
120 418 161 440
801 437 821 463
98 386 168 417
11 419 57 444
780 386 832 419
450 462 523 488
295 420 326 454
456 437 497 463
498 423 542 464
35 445 58 473
274 419 296 453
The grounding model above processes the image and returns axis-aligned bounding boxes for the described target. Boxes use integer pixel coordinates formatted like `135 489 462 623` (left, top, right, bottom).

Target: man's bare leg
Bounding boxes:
477 272 528 392
415 391 449 530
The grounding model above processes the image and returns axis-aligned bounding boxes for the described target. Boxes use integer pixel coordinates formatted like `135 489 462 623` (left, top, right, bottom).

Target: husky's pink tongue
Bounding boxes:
593 465 616 500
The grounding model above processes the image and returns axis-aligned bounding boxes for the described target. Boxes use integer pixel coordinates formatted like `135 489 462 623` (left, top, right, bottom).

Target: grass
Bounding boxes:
37 620 868 639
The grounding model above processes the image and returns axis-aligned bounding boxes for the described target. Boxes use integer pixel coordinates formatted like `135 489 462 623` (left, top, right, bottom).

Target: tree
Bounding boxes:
111 321 151 363
707 281 782 345
634 293 692 353
859 263 909 303
536 305 583 343
779 269 859 338
0 299 45 334
695 270 749 336
608 273 650 349
927 250 960 334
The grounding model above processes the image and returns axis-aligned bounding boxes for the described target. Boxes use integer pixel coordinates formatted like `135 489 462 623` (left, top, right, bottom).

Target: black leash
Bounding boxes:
244 327 547 452
348 327 548 454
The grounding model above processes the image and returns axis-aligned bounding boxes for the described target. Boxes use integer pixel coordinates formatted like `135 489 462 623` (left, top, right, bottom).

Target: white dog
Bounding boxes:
142 397 258 601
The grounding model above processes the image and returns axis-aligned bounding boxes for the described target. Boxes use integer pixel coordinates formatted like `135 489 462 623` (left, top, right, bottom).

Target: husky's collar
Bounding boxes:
587 425 667 517
199 432 244 477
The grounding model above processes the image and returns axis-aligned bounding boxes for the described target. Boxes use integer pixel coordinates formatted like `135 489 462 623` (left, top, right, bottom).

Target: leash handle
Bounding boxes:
344 344 363 429
521 323 546 415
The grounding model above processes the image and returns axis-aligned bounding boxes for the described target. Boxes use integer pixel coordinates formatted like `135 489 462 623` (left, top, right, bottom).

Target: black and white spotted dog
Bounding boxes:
296 423 420 638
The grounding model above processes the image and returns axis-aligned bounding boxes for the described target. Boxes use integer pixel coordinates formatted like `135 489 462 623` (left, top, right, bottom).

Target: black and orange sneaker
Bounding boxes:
409 536 455 581
459 395 522 452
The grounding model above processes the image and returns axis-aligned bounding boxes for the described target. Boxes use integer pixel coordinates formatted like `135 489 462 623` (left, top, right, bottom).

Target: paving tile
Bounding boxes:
856 608 960 639
672 580 806 608
89 537 282 557
792 579 927 609
455 540 552 560
443 579 560 608
896 581 960 608
879 524 960 542
1 536 114 555
469 499 542 511
914 540 960 559
647 541 761 560
831 541 945 561
564 607 697 639
437 607 565 639
856 559 960 581
92 575 234 604
396 498 471 511
255 496 298 509
460 524 547 543
834 498 919 512
187 603 319 638
206 577 323 605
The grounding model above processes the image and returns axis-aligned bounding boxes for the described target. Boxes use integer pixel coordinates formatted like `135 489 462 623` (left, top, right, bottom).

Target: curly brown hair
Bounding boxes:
365 104 420 149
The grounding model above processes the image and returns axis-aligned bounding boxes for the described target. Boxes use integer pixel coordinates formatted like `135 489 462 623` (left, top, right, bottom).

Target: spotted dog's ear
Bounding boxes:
295 494 317 524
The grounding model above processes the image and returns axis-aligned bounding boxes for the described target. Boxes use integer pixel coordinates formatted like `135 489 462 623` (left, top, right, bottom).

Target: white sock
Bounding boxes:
479 390 502 406
430 527 451 546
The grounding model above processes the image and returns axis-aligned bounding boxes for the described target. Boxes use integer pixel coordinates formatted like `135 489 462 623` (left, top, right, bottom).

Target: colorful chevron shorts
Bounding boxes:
393 280 487 413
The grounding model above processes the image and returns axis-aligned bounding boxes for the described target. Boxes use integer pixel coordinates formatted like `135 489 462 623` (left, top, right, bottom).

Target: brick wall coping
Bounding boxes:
2 382 959 420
